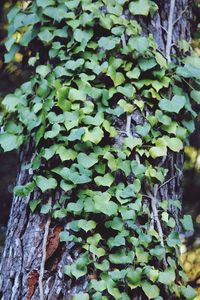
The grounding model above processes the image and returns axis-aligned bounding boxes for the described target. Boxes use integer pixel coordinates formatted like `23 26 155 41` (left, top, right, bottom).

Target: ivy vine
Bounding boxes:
1 0 200 299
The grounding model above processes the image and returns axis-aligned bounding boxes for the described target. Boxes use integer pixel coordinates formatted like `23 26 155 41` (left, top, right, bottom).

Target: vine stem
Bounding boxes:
147 185 167 267
126 114 133 137
166 0 176 62
39 197 52 300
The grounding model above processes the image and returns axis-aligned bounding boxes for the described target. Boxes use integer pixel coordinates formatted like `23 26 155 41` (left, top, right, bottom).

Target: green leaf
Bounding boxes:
14 182 35 197
82 127 104 144
53 167 91 184
38 29 54 43
159 95 186 114
60 231 74 242
35 175 57 192
41 203 51 214
167 232 180 248
67 128 85 141
29 199 41 213
167 137 183 152
129 37 149 54
149 138 167 158
158 269 175 285
90 279 107 292
0 133 22 152
142 281 160 299
181 215 194 231
98 36 119 50
78 219 96 232
90 245 105 258
124 137 142 150
36 0 55 8
73 294 89 300
56 146 77 161
108 235 125 248
181 285 197 300
139 58 157 71
94 193 118 216
109 249 134 264
36 65 51 77
94 173 114 187
44 124 60 139
191 90 200 104
2 94 26 112
43 6 68 22
129 0 151 16
77 153 98 168
155 52 167 68
74 29 93 43
177 63 200 80
127 67 141 79
118 99 134 113
127 268 142 286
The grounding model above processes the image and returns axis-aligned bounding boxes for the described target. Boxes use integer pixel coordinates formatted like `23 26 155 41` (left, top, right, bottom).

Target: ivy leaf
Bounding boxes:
94 173 114 187
0 133 22 152
127 268 142 286
159 95 186 114
36 65 51 77
90 245 105 258
56 146 77 161
94 193 118 216
2 94 26 112
167 137 183 152
167 232 180 248
124 137 142 150
158 269 175 285
41 203 51 214
139 58 157 71
129 37 149 54
77 153 98 168
98 36 119 50
78 219 96 232
29 199 41 213
129 0 151 16
67 128 85 141
43 6 68 22
60 231 74 242
74 29 93 43
177 63 200 80
127 67 141 79
149 138 167 158
118 99 134 113
181 215 194 231
155 52 167 68
38 29 54 43
181 285 197 300
82 127 104 144
142 281 160 299
109 249 134 264
191 90 200 104
90 279 107 292
36 0 55 8
73 294 89 300
35 175 57 192
44 124 61 139
14 182 35 197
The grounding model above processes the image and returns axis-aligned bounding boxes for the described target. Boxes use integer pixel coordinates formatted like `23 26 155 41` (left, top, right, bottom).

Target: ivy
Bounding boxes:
0 0 200 299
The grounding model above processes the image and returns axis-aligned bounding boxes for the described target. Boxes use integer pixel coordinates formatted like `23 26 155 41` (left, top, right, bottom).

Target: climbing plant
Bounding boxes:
0 0 200 299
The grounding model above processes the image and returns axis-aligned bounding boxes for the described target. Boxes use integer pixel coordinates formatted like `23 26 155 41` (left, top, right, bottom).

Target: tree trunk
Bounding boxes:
0 1 192 299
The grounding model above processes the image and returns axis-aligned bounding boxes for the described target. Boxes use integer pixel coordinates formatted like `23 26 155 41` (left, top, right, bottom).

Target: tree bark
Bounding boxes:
0 1 192 299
